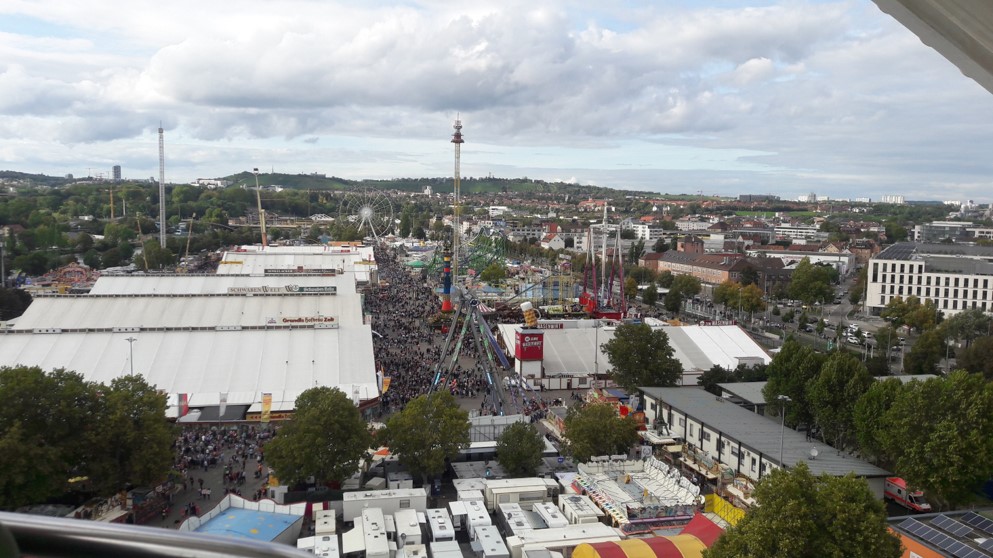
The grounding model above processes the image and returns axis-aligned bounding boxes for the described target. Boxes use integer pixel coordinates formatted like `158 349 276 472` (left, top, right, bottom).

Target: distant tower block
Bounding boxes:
112 165 121 182
451 117 464 284
158 124 166 248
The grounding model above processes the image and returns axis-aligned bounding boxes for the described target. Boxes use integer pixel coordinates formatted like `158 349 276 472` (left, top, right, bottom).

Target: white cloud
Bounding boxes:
0 0 991 202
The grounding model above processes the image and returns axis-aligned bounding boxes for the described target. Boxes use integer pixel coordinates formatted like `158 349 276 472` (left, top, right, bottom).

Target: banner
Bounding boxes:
219 393 227 417
515 330 544 361
178 393 189 417
382 377 391 394
261 393 272 423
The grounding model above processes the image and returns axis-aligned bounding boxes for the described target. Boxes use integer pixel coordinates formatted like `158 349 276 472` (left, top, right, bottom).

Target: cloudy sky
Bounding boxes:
2 0 993 202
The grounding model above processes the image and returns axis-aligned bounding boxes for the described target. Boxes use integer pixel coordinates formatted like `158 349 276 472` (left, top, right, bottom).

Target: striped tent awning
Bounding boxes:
573 535 707 558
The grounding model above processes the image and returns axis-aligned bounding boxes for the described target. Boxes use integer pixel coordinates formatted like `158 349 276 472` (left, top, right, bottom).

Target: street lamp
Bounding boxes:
777 395 792 468
125 337 137 375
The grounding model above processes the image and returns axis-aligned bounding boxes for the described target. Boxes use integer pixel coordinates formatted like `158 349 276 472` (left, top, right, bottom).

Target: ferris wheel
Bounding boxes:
338 188 394 240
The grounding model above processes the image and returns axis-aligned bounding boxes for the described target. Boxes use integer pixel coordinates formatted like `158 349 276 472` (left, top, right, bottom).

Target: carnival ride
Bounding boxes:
338 188 394 240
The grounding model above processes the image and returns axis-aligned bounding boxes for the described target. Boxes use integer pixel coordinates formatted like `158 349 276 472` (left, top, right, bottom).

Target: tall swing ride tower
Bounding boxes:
441 117 464 313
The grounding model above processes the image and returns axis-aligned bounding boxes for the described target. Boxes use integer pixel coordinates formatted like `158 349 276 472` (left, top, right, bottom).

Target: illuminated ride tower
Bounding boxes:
441 117 465 313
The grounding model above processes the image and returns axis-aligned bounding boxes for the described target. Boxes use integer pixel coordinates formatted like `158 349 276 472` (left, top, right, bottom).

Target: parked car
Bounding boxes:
847 336 861 345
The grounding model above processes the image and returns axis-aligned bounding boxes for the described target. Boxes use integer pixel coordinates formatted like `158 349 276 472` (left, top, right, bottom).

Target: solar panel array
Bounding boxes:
981 539 993 553
963 512 993 536
898 518 990 558
935 514 976 538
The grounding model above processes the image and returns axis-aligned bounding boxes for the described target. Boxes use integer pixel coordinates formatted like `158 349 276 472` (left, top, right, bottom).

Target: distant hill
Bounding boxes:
222 172 624 197
0 171 73 188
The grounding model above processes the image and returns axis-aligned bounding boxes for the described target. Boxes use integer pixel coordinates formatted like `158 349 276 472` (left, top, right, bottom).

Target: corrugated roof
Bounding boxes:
0 327 377 408
89 274 355 296
12 294 362 330
640 387 890 477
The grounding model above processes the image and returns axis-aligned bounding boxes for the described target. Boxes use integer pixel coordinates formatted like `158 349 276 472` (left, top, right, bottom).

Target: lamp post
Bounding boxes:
125 337 137 375
777 395 791 468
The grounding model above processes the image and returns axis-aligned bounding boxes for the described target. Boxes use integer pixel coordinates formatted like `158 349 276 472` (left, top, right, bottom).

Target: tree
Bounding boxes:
807 352 872 449
939 308 992 348
381 391 469 483
657 270 674 288
705 463 901 558
0 288 32 321
713 281 739 307
0 421 64 508
563 403 640 462
882 296 940 333
956 336 993 379
266 387 373 486
624 277 638 301
399 211 413 238
664 274 701 312
697 365 734 396
642 284 659 307
496 422 545 477
602 323 683 391
904 329 945 375
479 262 507 284
876 372 993 508
787 258 835 305
853 378 904 467
86 374 175 494
762 339 825 429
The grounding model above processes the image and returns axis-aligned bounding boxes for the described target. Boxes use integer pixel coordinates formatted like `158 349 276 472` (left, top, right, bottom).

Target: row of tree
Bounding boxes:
0 367 174 509
762 339 993 508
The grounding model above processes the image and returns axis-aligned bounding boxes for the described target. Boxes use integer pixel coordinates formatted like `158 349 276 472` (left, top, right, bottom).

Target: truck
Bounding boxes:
884 477 931 512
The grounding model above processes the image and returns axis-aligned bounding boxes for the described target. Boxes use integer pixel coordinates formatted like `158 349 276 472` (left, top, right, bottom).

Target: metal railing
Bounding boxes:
0 511 313 558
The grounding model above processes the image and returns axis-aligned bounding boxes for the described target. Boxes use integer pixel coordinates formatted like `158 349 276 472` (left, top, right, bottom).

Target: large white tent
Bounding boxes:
497 322 771 387
0 248 379 417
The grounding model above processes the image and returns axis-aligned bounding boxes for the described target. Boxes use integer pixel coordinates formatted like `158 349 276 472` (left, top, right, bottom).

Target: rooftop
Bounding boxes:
877 242 993 261
640 386 890 478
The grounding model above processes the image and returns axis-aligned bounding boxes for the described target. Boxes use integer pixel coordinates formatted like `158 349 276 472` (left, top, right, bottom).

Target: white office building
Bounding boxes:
866 243 993 317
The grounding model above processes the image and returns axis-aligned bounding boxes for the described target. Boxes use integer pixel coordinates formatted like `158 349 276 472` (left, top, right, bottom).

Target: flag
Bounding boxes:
261 393 272 423
178 393 189 417
219 393 228 418
382 377 391 394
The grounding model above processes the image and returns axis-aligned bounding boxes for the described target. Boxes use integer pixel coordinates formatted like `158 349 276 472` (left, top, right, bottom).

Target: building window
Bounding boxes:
400 499 411 508
900 264 905 273
751 457 757 472
678 418 685 427
689 424 694 437
703 431 711 442
954 277 960 287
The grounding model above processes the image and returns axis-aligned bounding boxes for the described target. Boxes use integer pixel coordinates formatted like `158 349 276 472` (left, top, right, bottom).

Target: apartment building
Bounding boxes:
866 242 993 317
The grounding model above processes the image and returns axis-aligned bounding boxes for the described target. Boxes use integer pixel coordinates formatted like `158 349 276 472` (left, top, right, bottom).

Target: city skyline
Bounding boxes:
2 1 993 202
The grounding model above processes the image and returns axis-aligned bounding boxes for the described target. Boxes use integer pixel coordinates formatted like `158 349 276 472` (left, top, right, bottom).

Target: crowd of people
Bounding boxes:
367 245 553 419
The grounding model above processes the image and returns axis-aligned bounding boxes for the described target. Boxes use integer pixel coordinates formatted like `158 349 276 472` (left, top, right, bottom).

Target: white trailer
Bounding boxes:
426 508 455 542
297 534 339 558
394 508 422 547
342 488 427 522
465 499 492 540
505 524 620 558
557 495 605 525
474 525 510 558
314 509 337 536
362 509 392 558
532 503 568 529
483 479 556 513
431 540 464 558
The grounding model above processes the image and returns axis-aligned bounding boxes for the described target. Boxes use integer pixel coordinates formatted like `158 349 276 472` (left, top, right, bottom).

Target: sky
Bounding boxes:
2 0 993 202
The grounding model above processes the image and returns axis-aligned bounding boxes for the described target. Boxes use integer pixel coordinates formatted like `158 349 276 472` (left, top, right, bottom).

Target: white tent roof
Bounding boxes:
217 245 376 282
497 323 771 377
89 274 355 296
0 326 377 408
13 294 362 330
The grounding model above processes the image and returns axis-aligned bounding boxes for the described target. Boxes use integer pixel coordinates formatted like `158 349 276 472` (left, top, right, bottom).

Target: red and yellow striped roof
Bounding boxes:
573 535 707 558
